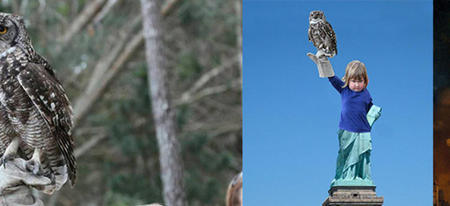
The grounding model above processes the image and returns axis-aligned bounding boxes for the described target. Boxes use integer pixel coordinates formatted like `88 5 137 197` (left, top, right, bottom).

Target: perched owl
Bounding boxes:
308 10 337 57
0 13 76 185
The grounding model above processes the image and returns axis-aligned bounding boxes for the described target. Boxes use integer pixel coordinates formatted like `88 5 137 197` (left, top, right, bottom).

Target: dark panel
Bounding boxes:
434 0 450 205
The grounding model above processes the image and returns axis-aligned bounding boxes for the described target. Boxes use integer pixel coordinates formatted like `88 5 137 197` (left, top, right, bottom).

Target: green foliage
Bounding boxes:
183 133 208 154
102 66 157 158
185 170 221 205
56 3 70 16
177 0 216 36
176 104 191 130
176 0 237 46
181 132 239 204
104 191 145 206
177 53 203 80
104 173 163 204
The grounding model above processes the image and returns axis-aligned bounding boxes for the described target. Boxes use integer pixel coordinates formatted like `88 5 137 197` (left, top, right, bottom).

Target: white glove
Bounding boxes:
0 158 68 205
307 52 335 78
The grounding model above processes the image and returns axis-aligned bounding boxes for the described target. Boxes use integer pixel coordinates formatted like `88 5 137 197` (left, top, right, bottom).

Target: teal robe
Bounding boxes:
330 105 382 187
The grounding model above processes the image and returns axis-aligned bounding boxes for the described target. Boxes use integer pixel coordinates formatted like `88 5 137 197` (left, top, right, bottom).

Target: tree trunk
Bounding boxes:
140 1 187 206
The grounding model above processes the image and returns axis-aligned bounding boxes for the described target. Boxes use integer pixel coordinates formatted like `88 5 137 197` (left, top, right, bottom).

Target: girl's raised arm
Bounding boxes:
328 76 344 93
307 53 342 93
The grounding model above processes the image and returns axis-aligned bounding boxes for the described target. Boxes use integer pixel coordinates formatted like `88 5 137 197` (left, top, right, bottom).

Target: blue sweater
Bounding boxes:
328 76 373 133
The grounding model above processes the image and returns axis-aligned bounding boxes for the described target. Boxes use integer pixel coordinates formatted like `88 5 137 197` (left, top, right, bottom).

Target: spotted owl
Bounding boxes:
308 10 337 57
0 13 76 185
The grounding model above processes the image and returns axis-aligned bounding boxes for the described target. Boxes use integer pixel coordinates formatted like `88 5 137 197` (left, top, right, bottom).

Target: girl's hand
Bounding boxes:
307 52 319 64
306 52 335 78
307 52 330 64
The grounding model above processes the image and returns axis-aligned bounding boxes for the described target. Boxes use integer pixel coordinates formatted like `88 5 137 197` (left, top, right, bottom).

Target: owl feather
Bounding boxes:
18 63 76 185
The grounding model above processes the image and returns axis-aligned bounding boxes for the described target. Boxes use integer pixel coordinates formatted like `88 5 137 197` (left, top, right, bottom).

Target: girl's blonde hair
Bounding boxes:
342 60 369 88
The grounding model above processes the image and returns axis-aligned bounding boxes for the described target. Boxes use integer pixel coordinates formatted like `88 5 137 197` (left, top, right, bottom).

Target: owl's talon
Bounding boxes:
0 153 16 168
25 160 44 176
316 50 326 58
48 172 56 184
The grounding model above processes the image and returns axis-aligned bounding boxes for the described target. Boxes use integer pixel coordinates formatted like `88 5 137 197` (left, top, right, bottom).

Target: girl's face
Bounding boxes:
349 78 365 92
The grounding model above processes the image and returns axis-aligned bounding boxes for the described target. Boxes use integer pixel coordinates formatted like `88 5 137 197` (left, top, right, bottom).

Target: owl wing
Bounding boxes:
323 21 337 55
17 63 76 185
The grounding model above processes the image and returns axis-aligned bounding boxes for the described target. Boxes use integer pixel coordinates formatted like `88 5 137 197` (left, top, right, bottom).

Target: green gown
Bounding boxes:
330 105 382 187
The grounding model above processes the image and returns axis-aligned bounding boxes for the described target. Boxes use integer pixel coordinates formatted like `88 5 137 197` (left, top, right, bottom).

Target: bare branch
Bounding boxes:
92 0 119 25
47 7 69 27
74 126 106 136
74 133 108 158
184 121 241 136
210 122 241 137
64 15 141 88
161 0 181 17
84 33 127 95
72 31 143 127
57 0 107 51
178 55 240 104
175 79 241 106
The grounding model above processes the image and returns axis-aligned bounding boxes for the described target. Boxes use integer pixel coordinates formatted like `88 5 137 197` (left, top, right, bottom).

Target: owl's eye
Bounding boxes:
0 26 7 34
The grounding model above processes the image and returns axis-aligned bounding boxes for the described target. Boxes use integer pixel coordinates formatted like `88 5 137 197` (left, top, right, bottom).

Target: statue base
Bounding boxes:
322 186 384 206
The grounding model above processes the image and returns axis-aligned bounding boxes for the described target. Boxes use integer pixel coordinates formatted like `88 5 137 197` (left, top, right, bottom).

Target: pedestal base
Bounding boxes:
322 186 384 206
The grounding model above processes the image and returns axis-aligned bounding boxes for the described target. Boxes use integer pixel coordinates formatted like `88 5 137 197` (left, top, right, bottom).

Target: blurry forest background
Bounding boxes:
0 0 242 205
435 0 450 205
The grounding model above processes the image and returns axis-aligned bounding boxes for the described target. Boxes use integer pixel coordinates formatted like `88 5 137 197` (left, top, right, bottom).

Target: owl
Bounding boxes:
0 13 76 185
308 10 337 57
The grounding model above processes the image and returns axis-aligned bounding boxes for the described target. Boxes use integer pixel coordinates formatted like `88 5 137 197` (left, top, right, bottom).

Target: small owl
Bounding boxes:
308 10 337 57
0 13 76 185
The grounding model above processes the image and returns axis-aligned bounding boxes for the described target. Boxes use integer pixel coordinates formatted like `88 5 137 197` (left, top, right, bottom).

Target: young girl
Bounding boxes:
326 60 382 187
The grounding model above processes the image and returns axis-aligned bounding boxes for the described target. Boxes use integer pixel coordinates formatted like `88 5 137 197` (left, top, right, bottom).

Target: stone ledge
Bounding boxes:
323 186 384 206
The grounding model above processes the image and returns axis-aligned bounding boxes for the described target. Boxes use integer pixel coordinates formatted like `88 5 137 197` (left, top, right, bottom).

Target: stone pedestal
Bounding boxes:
322 186 384 206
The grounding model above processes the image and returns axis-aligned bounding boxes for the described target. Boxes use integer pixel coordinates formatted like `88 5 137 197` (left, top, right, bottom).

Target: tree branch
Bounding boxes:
174 79 241 106
92 0 119 25
72 31 143 127
178 55 240 104
56 0 107 53
74 133 108 158
161 0 181 17
182 122 241 138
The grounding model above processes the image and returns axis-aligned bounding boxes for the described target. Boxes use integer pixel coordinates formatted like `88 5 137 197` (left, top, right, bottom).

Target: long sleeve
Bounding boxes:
328 76 344 93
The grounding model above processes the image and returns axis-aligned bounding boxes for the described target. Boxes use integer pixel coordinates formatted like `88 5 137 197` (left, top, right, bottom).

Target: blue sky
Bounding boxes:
243 1 432 205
